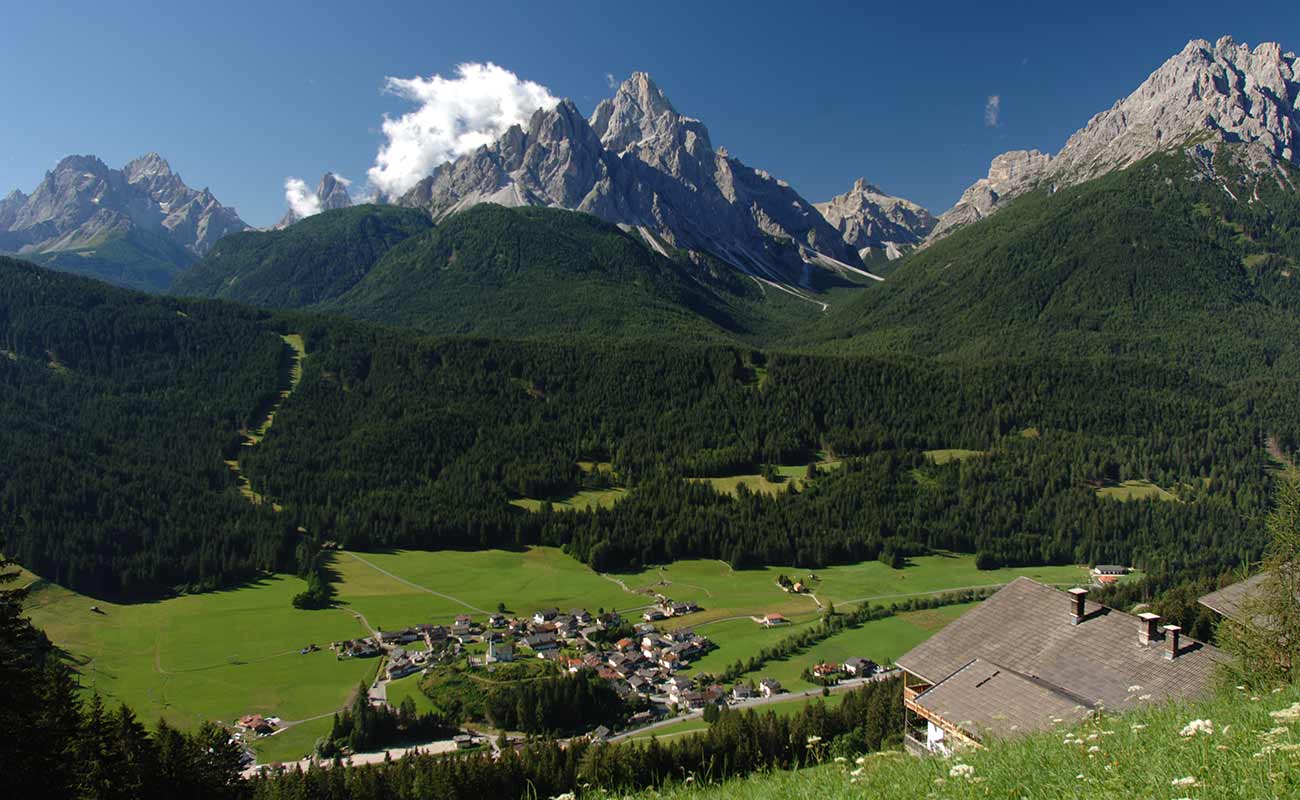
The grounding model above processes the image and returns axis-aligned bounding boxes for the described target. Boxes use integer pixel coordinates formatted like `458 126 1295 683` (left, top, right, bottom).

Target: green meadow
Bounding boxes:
18 547 1086 762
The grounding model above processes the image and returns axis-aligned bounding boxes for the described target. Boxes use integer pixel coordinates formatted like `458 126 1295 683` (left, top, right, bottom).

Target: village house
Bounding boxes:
633 622 657 636
570 609 593 625
897 578 1223 756
487 613 506 628
1091 564 1130 584
759 678 783 697
812 662 840 679
761 613 788 627
642 608 666 622
524 632 558 651
533 608 559 625
843 657 877 677
731 682 754 701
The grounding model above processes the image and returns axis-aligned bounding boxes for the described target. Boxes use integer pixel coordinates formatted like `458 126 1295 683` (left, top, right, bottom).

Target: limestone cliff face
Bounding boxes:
278 173 354 227
0 152 247 256
399 73 864 294
932 36 1300 240
815 178 935 261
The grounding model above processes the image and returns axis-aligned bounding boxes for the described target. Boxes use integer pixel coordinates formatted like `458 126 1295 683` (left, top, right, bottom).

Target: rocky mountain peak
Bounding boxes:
589 72 712 154
123 152 175 180
0 152 247 265
815 179 935 261
399 72 862 299
931 36 1299 240
316 173 353 211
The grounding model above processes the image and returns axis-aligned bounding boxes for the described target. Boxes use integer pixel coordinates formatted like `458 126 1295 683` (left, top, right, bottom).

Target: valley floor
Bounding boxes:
19 549 1086 764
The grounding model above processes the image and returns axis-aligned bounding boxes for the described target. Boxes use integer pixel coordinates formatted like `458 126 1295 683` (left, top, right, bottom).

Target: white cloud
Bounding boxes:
605 73 617 89
367 62 558 197
985 95 1001 127
331 173 352 187
284 177 321 219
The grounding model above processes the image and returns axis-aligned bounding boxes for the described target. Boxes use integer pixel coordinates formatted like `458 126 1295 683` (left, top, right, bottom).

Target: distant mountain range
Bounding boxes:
278 172 354 228
0 153 248 291
930 36 1299 239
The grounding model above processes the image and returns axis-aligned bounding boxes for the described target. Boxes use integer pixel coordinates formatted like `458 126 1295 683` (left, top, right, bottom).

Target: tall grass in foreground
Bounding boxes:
629 685 1300 800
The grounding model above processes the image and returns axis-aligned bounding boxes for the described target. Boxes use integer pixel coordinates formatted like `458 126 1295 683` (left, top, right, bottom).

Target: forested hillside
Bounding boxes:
179 204 825 342
816 146 1300 382
172 205 432 307
0 257 296 596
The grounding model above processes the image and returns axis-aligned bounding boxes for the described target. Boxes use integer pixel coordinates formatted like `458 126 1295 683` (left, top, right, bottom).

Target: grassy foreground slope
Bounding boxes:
644 685 1300 800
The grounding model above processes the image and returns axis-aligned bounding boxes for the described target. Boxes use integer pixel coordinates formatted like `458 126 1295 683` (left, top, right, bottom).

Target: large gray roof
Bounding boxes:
897 577 1224 712
912 658 1093 739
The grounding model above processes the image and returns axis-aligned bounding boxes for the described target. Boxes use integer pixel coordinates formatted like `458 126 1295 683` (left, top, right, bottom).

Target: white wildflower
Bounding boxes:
1180 719 1214 737
1270 702 1300 722
949 763 975 779
1171 777 1198 788
834 756 846 763
1086 733 1099 741
1128 685 1143 692
1087 745 1101 753
855 755 867 765
1131 724 1147 731
806 735 822 745
850 767 863 776
1138 694 1152 701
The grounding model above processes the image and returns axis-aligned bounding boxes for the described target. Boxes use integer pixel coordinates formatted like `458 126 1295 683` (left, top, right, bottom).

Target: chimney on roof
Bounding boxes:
1138 612 1161 646
1068 587 1088 625
1164 625 1182 660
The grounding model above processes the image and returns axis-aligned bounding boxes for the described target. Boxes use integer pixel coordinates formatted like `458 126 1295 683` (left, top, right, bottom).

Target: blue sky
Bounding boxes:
1 0 1296 227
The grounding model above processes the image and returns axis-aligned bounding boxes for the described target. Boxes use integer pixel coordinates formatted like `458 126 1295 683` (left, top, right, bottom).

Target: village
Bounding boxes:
233 590 885 759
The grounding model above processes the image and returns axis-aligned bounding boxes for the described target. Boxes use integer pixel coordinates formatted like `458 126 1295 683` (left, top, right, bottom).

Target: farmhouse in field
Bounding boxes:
760 613 788 627
759 678 783 697
897 577 1223 755
1090 564 1129 584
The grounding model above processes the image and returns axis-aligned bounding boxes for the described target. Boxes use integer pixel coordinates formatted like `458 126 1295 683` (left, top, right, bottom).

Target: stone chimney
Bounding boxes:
1068 587 1088 625
1138 612 1161 646
1164 625 1182 660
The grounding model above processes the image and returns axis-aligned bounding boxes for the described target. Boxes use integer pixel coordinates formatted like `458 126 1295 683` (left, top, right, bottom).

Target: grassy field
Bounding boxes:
509 488 627 512
923 448 986 464
641 685 1300 800
1095 479 1179 502
18 567 378 761
690 461 843 498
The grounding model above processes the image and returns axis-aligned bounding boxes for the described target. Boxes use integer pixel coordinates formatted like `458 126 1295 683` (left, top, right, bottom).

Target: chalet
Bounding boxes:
449 622 472 638
761 613 788 627
667 601 699 617
731 683 754 701
812 662 840 678
759 678 783 697
1198 569 1298 625
597 667 622 682
666 676 692 699
633 622 657 636
455 614 474 625
679 690 709 709
487 613 506 628
588 725 612 743
533 608 559 625
628 675 651 694
615 637 638 653
659 652 681 671
897 578 1223 756
1091 565 1129 585
843 657 877 677
570 609 593 625
453 734 475 750
524 632 558 651
642 609 666 622
487 640 514 663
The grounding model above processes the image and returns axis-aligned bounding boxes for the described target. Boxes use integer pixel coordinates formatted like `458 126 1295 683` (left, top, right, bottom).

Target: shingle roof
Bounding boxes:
1201 573 1269 620
913 658 1093 739
897 577 1224 712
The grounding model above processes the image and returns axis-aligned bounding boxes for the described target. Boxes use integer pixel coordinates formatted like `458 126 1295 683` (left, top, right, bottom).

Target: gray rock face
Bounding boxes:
933 36 1300 239
279 172 354 227
0 152 247 257
399 73 866 296
814 178 935 260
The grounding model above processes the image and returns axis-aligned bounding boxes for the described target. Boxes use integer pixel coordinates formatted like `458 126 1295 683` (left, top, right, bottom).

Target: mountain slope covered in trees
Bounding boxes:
172 204 432 308
815 146 1300 381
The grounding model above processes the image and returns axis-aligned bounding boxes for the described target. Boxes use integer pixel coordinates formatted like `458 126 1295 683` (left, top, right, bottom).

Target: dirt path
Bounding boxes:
226 334 306 507
342 551 490 615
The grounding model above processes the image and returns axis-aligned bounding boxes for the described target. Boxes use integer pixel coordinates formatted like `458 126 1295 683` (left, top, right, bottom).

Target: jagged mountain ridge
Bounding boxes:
278 172 354 228
0 153 247 256
815 178 936 261
932 36 1300 239
398 72 880 303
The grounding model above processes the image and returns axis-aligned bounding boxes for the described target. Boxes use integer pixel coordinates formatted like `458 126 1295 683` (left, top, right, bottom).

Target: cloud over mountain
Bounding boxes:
367 62 558 197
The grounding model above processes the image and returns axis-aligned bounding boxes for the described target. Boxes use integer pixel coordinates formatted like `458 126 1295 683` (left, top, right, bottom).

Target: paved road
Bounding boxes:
607 670 900 743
